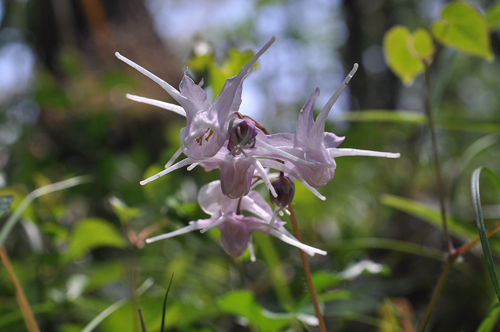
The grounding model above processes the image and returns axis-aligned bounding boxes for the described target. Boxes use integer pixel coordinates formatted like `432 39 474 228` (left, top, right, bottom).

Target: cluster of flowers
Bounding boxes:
116 36 399 260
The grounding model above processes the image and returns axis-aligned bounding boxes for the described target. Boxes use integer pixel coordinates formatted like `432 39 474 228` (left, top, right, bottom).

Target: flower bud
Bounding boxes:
269 175 295 207
227 118 258 156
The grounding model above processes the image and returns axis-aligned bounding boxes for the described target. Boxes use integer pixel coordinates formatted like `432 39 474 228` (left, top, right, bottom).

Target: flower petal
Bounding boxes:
126 94 186 117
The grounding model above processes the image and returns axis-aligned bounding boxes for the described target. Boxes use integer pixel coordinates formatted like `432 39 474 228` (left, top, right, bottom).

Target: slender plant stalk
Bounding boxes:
416 255 456 332
288 205 327 332
455 221 500 256
415 220 500 331
0 247 41 332
132 246 140 332
424 64 453 253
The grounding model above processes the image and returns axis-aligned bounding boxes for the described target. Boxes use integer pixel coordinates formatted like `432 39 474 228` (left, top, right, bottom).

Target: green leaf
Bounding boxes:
0 196 14 217
471 167 500 302
209 49 254 96
317 290 353 303
383 26 425 85
477 302 500 332
66 218 126 261
108 196 141 225
485 2 500 31
411 28 434 59
328 237 446 261
341 110 426 125
431 2 493 61
341 110 500 133
380 194 478 240
86 262 126 291
311 271 344 292
217 290 292 332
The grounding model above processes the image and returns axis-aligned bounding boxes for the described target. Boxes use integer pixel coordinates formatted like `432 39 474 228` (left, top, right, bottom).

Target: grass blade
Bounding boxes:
0 176 92 247
328 237 446 261
138 309 147 332
161 272 174 332
339 110 500 133
471 167 500 302
476 302 500 332
81 278 154 332
381 194 476 239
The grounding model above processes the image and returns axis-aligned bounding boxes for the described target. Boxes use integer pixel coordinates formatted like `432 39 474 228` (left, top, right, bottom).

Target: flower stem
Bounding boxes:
132 246 140 332
415 220 500 331
0 246 41 332
288 205 327 332
454 220 500 256
424 64 453 253
416 255 456 332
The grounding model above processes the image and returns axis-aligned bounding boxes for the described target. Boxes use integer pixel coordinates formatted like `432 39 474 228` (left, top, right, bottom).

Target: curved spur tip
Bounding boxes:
350 63 359 77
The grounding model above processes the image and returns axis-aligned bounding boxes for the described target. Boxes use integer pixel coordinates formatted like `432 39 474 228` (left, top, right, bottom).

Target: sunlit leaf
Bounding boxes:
431 2 493 61
383 26 424 85
411 28 434 60
485 2 500 31
341 110 426 124
471 167 500 302
209 49 254 96
477 302 500 332
65 218 126 261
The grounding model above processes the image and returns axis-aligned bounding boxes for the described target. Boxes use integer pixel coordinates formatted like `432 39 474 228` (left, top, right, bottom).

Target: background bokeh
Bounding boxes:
1 0 500 331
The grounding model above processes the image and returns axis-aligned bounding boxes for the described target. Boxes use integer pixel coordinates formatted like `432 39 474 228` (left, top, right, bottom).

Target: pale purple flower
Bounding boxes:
257 64 400 191
116 37 281 197
145 180 327 259
115 36 276 161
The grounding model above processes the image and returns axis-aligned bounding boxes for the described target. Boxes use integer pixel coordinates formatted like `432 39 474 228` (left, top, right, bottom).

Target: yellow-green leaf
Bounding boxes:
383 26 425 86
431 2 493 61
65 218 126 261
485 2 500 31
411 28 434 59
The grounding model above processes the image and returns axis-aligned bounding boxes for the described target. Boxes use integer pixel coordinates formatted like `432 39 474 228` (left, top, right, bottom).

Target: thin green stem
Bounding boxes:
424 64 453 253
132 247 140 332
0 176 91 247
416 255 456 332
288 205 327 332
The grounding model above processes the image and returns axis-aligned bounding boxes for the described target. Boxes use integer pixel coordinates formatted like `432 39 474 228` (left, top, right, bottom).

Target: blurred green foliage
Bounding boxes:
1 0 500 331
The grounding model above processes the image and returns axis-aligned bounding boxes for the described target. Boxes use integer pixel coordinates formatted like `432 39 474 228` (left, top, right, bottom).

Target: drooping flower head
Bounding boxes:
145 180 326 259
